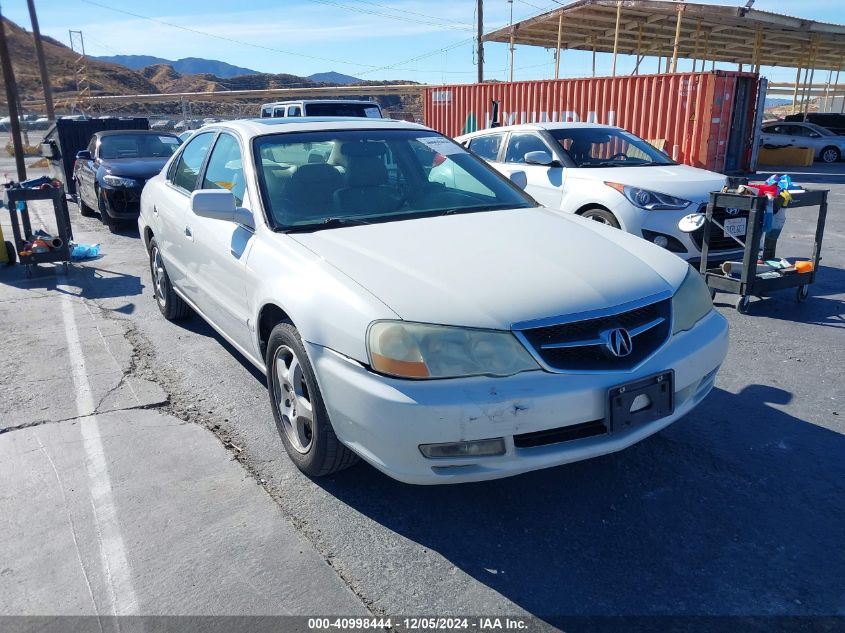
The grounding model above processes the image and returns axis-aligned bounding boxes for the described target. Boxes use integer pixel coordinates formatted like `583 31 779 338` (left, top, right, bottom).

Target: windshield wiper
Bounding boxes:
321 216 371 227
282 216 371 233
441 203 521 216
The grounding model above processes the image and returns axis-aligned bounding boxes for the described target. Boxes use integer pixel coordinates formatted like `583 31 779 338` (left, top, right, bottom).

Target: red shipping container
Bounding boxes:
424 71 761 174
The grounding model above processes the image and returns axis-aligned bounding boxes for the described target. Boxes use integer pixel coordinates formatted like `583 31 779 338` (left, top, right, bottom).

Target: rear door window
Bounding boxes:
504 133 553 164
287 106 301 117
467 134 504 161
170 131 215 193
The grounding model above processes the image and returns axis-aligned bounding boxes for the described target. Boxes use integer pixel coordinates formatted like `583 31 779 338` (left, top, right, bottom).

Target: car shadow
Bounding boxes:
314 385 845 617
0 261 144 303
174 311 265 383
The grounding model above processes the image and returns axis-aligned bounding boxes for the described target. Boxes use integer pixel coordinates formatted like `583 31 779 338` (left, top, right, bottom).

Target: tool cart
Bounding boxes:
3 184 74 276
698 188 828 314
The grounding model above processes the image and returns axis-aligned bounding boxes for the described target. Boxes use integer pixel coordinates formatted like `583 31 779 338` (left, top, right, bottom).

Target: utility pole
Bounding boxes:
0 7 27 181
26 0 54 120
476 0 484 83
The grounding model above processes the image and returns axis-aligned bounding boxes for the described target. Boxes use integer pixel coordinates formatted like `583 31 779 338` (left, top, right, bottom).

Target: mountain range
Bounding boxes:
94 55 362 84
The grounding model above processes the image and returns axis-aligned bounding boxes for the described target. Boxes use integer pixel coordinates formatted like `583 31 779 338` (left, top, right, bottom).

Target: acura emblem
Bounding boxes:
605 327 633 357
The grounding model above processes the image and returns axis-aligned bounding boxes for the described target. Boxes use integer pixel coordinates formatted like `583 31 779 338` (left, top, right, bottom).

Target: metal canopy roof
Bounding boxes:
483 0 845 71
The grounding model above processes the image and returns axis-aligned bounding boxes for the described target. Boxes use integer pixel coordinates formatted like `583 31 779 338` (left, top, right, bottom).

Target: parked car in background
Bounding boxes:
760 121 845 163
783 112 845 135
451 123 732 263
259 99 383 119
74 130 181 230
138 117 728 484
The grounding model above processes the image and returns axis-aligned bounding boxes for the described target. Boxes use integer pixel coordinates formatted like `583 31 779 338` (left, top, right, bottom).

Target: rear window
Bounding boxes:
304 103 382 118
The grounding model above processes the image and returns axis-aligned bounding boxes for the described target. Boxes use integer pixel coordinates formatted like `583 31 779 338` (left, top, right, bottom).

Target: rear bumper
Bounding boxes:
309 310 729 485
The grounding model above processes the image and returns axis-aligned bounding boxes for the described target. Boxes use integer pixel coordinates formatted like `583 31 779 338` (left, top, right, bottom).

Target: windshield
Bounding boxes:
254 129 535 230
99 134 181 159
304 103 382 118
549 127 675 168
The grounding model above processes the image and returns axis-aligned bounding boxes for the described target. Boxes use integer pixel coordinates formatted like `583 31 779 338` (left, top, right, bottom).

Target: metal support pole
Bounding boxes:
26 0 54 120
554 13 562 79
791 64 803 113
509 30 515 82
691 18 702 73
592 35 597 77
670 4 684 73
0 10 27 181
752 27 763 74
633 22 643 75
476 0 484 83
611 1 621 76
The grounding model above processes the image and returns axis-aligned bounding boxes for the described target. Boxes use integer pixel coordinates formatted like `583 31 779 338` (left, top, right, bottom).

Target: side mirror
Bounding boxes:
508 170 528 190
524 150 557 167
678 213 706 233
76 150 92 161
190 190 255 229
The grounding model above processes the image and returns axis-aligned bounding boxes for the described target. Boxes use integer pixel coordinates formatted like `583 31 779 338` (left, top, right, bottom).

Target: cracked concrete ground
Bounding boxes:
0 189 367 617
1 160 843 625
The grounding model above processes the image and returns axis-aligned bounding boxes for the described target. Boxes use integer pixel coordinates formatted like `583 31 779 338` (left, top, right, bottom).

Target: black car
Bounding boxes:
73 130 181 229
783 113 845 135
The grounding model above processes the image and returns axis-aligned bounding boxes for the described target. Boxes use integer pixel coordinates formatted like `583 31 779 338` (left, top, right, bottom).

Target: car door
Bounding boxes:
186 132 254 352
499 132 564 209
156 131 215 299
77 136 98 207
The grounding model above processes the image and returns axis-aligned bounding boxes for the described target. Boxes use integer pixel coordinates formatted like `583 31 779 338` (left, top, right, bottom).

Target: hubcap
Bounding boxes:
273 345 314 454
151 247 167 305
586 213 611 226
823 149 837 163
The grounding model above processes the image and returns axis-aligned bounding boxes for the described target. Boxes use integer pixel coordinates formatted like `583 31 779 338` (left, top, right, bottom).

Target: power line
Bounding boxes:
74 0 384 69
305 0 472 32
336 0 474 30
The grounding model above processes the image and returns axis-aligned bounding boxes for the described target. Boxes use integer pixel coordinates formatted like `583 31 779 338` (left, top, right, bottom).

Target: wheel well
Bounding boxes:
574 203 610 215
258 304 291 360
822 145 840 156
143 227 154 251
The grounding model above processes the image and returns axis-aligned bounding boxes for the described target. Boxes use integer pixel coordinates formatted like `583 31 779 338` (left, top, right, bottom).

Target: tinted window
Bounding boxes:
304 103 381 118
261 106 272 118
201 134 245 205
171 132 214 192
288 106 301 116
504 133 553 164
468 134 504 161
99 133 180 159
549 127 674 167
254 130 533 230
274 107 286 117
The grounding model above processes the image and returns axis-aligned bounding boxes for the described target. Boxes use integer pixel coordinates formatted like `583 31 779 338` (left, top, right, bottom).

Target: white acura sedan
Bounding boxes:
452 123 736 263
139 117 728 484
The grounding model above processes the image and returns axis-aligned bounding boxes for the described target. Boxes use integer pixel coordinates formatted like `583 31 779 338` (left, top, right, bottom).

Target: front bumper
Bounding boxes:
100 185 144 219
309 310 729 485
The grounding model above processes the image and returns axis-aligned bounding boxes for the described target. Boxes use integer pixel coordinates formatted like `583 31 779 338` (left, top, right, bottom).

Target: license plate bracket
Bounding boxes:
608 370 674 433
722 216 747 238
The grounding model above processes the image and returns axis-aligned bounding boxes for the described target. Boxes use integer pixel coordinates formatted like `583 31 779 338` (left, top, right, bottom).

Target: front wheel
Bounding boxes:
76 181 96 217
820 146 840 164
266 322 358 477
580 207 621 228
97 188 118 232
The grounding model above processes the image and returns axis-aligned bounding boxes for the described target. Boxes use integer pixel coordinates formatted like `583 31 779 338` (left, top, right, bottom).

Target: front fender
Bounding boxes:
247 230 399 364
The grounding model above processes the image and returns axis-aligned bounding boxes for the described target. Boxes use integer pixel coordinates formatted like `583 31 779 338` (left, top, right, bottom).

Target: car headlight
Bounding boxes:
672 265 713 334
605 182 691 210
103 174 138 187
367 321 539 379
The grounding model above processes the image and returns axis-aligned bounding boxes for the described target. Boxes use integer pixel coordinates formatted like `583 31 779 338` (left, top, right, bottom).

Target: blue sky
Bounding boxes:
5 0 843 85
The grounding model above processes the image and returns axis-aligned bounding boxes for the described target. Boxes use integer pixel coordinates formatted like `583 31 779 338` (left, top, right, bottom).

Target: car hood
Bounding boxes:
291 207 688 330
100 157 170 180
569 163 727 203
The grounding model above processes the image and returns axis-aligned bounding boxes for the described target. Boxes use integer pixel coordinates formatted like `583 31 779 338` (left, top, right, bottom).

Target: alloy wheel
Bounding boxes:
273 345 314 454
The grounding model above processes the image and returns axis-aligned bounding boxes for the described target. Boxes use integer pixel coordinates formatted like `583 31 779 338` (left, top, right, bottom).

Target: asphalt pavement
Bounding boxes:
0 159 843 625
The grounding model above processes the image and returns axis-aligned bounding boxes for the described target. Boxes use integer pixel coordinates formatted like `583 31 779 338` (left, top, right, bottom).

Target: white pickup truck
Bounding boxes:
259 100 383 119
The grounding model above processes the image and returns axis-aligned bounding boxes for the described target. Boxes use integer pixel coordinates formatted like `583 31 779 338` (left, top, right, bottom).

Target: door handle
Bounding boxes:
153 205 159 216
184 226 193 240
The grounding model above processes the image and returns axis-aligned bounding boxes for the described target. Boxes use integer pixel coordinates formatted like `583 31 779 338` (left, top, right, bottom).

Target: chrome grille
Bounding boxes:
516 298 671 372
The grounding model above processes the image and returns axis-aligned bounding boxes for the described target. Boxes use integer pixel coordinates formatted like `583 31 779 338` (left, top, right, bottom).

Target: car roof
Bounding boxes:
457 121 619 139
262 100 380 107
206 117 430 137
97 130 179 137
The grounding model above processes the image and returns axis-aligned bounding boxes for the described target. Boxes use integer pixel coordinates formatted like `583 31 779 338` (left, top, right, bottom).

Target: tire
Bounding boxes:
75 181 96 217
580 207 621 228
97 188 118 232
265 321 358 477
796 284 809 303
709 287 716 301
148 238 190 321
736 295 751 314
4 240 16 265
820 146 840 164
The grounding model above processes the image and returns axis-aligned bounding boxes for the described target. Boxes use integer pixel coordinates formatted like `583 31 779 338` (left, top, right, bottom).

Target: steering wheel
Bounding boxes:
609 152 629 161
